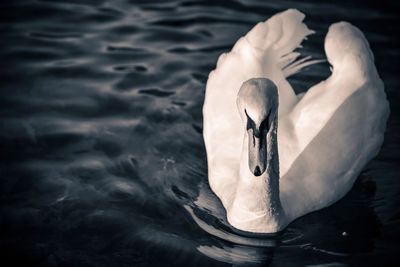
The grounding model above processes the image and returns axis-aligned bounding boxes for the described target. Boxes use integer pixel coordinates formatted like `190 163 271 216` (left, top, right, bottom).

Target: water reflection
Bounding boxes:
184 173 382 266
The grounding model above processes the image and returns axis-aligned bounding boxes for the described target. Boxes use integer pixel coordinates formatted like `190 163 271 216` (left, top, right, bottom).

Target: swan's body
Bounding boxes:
203 9 389 233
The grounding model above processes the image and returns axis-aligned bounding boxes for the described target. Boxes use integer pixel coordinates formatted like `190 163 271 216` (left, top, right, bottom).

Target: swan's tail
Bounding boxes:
244 9 324 77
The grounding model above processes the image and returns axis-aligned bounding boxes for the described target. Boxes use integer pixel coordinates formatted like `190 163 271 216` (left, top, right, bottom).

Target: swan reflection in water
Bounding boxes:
185 182 281 266
182 177 380 266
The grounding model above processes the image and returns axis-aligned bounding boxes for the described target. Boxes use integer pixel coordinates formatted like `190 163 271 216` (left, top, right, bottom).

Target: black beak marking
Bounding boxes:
254 166 262 176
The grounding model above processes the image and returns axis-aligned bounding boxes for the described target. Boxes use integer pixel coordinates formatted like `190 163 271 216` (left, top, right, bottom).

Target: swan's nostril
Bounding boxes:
254 166 261 176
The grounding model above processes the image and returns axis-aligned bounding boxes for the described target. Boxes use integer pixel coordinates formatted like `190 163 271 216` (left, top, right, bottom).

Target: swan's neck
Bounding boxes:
228 117 285 232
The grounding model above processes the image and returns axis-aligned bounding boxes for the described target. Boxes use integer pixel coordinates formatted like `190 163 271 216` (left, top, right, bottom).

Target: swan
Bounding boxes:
202 9 389 233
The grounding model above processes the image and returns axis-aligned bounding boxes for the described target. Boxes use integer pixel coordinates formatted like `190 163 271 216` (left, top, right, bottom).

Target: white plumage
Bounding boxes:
202 9 389 233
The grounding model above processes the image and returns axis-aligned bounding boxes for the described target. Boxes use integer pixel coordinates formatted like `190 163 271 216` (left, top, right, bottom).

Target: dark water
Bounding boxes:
1 0 399 266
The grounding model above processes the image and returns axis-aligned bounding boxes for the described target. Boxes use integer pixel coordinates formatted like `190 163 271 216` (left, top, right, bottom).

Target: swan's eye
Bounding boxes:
260 112 271 134
245 109 256 132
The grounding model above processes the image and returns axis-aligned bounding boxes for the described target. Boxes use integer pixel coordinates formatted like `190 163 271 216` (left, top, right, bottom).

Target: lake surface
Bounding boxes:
1 0 399 266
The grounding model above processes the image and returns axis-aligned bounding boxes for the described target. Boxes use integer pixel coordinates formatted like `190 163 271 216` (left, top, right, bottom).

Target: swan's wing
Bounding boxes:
203 9 319 205
280 22 390 219
204 9 317 123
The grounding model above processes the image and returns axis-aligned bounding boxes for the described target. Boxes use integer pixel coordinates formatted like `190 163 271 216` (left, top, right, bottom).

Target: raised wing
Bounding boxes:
280 22 390 219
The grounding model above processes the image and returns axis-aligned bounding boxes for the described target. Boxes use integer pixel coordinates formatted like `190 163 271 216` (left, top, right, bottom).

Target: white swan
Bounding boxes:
202 9 389 233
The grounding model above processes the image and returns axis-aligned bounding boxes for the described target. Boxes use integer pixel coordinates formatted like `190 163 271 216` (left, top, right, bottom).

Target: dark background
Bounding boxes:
1 0 399 266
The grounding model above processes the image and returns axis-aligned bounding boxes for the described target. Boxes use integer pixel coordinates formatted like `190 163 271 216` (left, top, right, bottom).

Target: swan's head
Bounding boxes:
237 78 278 177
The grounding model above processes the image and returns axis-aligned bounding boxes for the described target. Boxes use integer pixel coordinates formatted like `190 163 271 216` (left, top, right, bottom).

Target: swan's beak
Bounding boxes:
247 129 267 177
